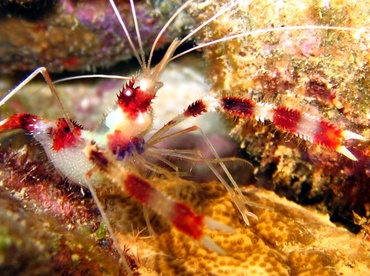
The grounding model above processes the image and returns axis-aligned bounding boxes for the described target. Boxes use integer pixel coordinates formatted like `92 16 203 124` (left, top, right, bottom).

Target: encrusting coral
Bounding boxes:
0 0 187 73
1 145 369 275
190 0 370 228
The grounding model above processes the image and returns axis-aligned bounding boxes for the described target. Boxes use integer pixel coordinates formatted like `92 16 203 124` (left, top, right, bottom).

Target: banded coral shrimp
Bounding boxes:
0 0 369 274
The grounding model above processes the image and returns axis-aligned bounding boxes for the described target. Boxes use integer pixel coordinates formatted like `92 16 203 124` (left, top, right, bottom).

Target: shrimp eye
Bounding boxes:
123 87 135 97
116 78 154 114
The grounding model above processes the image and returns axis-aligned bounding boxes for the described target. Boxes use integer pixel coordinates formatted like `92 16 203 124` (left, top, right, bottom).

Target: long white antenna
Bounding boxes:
53 75 132 84
129 0 147 70
171 25 366 61
148 0 194 68
179 0 245 46
148 0 245 69
108 0 144 69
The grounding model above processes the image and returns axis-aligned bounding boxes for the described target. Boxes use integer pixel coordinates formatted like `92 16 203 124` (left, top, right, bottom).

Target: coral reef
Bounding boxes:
1 145 369 274
1 0 370 274
0 0 188 73
191 0 370 227
0 146 126 274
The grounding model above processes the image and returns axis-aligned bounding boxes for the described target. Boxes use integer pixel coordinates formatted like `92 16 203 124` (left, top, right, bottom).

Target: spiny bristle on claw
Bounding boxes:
179 96 365 161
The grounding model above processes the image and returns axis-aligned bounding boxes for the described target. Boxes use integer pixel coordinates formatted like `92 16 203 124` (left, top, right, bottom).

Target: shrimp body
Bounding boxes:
0 39 235 256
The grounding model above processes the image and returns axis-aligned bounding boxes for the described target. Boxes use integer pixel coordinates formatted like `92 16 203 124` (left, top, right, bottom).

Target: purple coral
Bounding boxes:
0 0 187 73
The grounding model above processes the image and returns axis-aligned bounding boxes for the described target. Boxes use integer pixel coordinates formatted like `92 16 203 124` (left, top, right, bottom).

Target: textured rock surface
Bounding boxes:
122 179 370 275
190 0 370 227
0 147 125 275
0 146 369 274
0 0 187 73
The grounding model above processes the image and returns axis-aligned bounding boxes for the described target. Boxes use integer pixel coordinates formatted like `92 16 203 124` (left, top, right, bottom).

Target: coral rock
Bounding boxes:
190 0 370 227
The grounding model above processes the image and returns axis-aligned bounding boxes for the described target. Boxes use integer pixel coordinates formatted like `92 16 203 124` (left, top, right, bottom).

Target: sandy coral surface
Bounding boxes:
1 146 369 275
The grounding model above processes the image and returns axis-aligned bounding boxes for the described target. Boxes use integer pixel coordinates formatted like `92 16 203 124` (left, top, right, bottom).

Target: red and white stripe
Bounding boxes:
217 96 364 160
84 142 234 254
173 96 364 161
